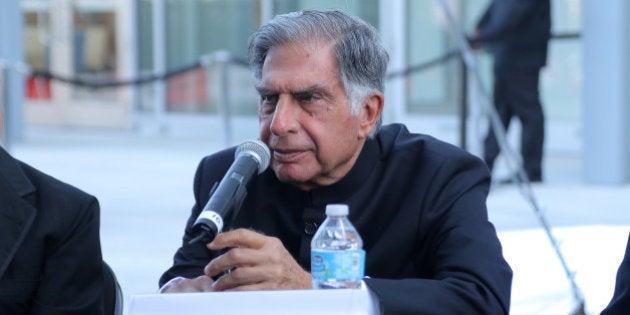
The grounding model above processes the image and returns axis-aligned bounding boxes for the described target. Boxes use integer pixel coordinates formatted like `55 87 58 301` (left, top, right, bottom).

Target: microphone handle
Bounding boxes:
189 155 259 244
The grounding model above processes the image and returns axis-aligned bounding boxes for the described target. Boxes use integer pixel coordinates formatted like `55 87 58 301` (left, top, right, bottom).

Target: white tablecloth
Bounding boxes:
127 287 378 315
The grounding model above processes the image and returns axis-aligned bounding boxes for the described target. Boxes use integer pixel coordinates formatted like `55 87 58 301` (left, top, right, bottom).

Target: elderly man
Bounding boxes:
160 9 512 314
0 107 105 314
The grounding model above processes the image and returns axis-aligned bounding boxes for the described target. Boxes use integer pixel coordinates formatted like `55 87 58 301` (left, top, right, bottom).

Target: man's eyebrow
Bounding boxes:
255 84 328 96
255 86 275 95
292 85 326 96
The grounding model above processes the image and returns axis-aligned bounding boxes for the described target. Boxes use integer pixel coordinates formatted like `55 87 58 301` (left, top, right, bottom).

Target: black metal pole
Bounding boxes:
459 56 468 150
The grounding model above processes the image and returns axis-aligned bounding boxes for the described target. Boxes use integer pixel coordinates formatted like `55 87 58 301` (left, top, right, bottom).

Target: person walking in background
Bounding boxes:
469 0 551 183
0 107 106 314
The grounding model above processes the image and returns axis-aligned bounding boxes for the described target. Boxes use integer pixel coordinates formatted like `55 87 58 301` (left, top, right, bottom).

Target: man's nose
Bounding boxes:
269 96 298 135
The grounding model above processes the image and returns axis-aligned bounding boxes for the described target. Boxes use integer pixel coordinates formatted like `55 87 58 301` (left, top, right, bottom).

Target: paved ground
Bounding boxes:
8 114 630 314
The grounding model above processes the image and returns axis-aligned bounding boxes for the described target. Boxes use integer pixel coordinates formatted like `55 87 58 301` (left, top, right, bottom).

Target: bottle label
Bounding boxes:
311 249 365 281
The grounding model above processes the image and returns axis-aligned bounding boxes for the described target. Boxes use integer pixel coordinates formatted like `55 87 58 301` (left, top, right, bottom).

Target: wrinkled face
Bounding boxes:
257 42 367 191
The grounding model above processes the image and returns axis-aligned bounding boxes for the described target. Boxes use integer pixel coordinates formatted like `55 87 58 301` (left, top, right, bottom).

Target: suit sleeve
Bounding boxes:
31 197 104 315
364 155 512 314
602 233 630 314
476 2 493 30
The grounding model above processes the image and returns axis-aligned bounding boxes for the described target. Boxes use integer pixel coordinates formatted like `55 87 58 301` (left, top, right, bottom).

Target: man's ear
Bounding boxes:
358 91 384 139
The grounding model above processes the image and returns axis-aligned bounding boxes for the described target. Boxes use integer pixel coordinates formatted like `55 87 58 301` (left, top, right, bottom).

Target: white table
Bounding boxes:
127 288 378 315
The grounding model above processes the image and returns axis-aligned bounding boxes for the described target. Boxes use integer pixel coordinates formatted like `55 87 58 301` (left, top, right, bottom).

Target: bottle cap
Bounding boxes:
325 204 349 216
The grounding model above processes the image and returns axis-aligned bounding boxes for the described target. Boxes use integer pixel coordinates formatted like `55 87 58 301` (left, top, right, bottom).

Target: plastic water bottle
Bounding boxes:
311 204 365 289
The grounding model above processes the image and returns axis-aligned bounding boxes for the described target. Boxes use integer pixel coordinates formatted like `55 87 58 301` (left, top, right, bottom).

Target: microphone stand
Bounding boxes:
436 1 586 314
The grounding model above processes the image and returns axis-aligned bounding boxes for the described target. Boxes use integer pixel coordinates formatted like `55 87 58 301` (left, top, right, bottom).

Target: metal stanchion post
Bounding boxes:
0 66 8 147
214 51 233 148
0 64 8 149
152 0 167 134
459 56 468 150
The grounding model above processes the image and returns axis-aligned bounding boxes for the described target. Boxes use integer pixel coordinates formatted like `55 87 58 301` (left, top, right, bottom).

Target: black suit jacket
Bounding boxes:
0 146 104 315
475 0 551 71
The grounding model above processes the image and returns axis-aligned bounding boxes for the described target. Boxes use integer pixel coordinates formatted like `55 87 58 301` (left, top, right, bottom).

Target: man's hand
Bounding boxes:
204 228 312 291
468 28 483 51
158 275 215 293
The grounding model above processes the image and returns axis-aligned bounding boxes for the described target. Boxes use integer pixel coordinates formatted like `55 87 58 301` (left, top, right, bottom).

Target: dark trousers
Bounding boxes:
483 69 545 180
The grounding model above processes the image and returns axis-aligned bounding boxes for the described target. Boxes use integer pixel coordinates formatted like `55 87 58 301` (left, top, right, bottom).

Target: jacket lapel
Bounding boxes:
0 147 37 278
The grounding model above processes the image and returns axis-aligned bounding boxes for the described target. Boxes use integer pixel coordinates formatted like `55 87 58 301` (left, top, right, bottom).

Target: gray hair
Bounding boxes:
248 9 389 135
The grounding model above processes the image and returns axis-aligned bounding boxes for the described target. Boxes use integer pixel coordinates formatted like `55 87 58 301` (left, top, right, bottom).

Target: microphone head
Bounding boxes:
235 139 271 174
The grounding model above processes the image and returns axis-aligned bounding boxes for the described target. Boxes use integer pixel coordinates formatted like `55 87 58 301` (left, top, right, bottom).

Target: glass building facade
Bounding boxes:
19 0 582 127
135 0 581 119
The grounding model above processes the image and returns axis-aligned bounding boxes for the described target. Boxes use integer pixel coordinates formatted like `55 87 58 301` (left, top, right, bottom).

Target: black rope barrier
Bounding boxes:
386 32 579 80
26 54 249 89
386 49 460 80
18 32 579 89
31 61 201 89
551 31 581 40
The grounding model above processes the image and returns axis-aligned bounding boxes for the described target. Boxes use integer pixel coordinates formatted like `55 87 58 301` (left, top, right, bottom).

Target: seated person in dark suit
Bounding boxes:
159 9 512 314
0 107 106 315
602 233 630 314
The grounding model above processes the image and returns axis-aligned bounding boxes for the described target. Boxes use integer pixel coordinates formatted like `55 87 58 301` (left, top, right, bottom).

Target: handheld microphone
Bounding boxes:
189 139 271 245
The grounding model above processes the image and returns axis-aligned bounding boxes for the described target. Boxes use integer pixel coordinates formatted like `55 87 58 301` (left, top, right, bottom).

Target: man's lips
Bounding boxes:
272 149 306 163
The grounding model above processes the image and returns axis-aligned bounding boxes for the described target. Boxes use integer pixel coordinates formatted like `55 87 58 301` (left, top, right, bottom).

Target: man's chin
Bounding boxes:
273 168 314 190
